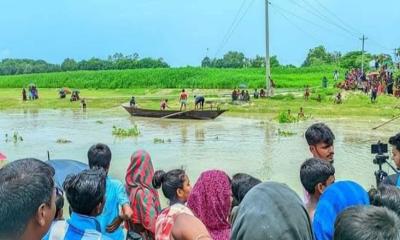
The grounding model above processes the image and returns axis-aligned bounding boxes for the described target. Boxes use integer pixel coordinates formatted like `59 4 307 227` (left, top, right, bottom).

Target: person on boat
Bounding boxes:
187 170 232 240
334 206 400 240
130 96 136 107
194 95 205 110
298 107 305 119
231 182 314 240
160 99 169 110
230 173 261 225
0 158 56 240
87 143 133 239
300 158 335 222
153 169 212 240
179 89 188 111
305 123 335 163
61 168 112 240
125 150 161 240
22 88 27 101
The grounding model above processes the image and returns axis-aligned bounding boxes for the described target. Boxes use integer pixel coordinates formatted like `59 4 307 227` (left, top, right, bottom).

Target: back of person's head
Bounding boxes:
305 123 335 146
334 206 400 240
87 143 111 170
231 182 313 240
300 158 335 195
369 184 400 216
63 168 106 216
0 158 55 240
231 173 261 206
389 133 400 151
54 188 64 220
153 169 188 204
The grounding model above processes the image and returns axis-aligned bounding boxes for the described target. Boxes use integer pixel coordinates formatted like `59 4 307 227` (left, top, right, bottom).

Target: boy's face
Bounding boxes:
391 145 400 169
310 142 334 162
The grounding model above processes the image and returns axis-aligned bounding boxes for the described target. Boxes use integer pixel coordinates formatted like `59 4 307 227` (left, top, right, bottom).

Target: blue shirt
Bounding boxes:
96 177 130 240
43 213 112 240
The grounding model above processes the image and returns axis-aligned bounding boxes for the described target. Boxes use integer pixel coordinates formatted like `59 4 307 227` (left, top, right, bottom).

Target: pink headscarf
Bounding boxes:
187 170 232 240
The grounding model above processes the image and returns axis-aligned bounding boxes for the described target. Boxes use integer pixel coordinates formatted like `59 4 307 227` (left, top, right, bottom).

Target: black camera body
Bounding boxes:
371 141 397 186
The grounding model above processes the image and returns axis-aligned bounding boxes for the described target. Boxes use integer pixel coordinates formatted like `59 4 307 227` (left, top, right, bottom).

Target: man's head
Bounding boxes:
0 158 56 240
369 184 400 217
305 123 335 162
87 143 111 171
389 133 400 169
63 168 106 217
334 206 400 240
300 158 335 197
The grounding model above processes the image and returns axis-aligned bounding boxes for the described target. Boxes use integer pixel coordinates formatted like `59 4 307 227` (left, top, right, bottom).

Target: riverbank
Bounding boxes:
1 88 400 119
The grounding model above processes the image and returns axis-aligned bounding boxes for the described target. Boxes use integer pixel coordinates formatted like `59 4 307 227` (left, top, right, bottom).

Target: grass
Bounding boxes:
1 88 400 119
0 65 341 89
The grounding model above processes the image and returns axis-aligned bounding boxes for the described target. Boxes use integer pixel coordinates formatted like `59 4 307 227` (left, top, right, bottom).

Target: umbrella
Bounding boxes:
239 83 248 89
0 152 6 161
46 159 88 188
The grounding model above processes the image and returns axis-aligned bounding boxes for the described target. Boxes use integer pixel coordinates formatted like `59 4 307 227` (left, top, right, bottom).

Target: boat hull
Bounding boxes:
122 106 226 120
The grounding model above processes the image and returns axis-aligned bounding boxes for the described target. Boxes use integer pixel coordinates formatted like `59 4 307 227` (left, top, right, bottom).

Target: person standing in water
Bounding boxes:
179 89 188 111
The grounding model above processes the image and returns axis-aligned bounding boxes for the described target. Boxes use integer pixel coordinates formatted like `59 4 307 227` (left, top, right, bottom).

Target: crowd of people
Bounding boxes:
337 66 400 102
2 124 400 240
231 88 268 102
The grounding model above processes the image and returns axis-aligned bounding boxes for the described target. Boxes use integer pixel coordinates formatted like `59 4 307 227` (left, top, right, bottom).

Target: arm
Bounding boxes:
172 214 211 240
116 180 133 220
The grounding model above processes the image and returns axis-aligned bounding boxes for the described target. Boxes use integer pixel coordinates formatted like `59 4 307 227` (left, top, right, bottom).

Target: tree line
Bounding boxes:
0 53 169 76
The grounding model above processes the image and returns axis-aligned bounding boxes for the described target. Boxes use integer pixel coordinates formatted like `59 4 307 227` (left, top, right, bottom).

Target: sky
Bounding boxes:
0 0 399 67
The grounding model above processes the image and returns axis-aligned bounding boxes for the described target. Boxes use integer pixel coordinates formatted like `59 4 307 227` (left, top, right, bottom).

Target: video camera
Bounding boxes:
372 141 397 186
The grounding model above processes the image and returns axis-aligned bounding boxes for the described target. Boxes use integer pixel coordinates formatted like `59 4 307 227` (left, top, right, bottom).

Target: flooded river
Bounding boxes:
0 108 396 196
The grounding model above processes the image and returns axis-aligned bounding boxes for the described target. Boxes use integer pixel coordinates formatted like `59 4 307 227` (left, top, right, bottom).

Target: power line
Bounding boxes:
214 0 257 57
214 0 248 58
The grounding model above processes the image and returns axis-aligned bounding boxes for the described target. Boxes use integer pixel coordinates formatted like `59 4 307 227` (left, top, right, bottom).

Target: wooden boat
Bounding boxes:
122 105 226 120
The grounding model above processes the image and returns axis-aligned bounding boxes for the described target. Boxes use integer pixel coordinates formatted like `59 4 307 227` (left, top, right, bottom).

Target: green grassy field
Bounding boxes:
0 65 341 89
1 88 399 119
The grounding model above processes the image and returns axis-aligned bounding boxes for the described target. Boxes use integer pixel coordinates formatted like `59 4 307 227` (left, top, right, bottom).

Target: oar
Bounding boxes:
372 114 400 130
161 110 193 119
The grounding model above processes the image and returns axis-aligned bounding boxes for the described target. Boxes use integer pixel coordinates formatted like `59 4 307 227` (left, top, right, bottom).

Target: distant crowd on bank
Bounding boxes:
2 123 400 240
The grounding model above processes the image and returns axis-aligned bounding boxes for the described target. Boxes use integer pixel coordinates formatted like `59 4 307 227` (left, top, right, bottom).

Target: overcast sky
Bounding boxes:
0 0 399 66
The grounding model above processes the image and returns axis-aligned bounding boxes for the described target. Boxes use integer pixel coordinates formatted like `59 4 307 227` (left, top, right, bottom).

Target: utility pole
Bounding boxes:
360 35 368 74
265 0 271 96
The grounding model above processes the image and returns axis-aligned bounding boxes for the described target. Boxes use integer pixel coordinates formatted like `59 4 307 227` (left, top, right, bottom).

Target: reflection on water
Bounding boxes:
0 109 397 195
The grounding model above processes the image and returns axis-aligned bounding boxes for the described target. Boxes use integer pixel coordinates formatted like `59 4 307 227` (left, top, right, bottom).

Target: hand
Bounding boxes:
106 216 123 233
121 204 133 220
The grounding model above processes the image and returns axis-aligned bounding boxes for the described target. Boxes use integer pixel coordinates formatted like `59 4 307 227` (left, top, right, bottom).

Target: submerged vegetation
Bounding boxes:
112 125 141 137
56 138 72 144
4 132 23 143
153 138 172 144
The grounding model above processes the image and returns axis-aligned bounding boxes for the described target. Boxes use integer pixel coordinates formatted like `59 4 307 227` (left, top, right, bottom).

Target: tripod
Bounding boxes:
374 155 399 186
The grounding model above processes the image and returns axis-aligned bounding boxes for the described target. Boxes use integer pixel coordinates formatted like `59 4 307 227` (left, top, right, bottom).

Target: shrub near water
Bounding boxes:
0 65 341 89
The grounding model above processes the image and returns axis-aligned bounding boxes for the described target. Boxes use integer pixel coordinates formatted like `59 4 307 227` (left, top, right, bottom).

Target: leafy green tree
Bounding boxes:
340 51 373 69
222 51 245 68
201 56 212 67
302 45 335 67
61 58 78 71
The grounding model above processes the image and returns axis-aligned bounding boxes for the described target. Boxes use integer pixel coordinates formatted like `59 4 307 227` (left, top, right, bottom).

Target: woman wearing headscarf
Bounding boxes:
313 181 370 240
125 150 162 240
231 181 314 240
187 170 232 240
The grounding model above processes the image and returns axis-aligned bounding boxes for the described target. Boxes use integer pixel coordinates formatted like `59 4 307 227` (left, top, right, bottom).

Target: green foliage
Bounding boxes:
56 138 72 144
277 129 297 137
112 125 140 137
302 46 338 67
0 65 341 89
340 51 373 70
153 138 172 144
278 111 298 123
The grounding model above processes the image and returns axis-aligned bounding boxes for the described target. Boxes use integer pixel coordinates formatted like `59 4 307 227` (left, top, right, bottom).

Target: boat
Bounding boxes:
122 105 226 120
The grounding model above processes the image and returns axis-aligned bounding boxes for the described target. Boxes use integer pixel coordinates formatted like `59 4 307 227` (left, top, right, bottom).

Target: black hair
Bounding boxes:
0 158 55 239
369 184 400 216
54 188 64 220
87 143 112 170
334 206 400 240
300 158 335 194
152 169 186 204
231 173 261 206
389 133 400 152
305 123 335 146
63 168 106 215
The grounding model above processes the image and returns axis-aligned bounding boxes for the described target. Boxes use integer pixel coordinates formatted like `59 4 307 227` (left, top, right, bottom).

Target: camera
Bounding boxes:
371 142 388 155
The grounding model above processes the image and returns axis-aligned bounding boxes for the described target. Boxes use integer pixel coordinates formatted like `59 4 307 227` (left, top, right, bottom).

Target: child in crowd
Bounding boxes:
153 169 211 240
